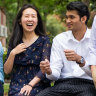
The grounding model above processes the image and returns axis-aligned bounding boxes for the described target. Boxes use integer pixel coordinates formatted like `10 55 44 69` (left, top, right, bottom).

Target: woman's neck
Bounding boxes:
22 31 39 47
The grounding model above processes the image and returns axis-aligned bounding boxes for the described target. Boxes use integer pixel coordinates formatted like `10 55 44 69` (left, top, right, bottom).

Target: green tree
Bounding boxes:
0 0 96 44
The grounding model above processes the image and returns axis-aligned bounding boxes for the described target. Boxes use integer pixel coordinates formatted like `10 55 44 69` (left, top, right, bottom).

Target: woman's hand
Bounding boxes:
11 43 27 55
20 85 32 96
40 59 52 75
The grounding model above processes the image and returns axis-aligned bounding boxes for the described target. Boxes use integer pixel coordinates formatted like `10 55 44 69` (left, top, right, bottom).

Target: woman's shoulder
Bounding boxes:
40 35 50 41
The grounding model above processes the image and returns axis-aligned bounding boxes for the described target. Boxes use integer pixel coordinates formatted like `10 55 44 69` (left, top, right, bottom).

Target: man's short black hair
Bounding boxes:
67 1 90 25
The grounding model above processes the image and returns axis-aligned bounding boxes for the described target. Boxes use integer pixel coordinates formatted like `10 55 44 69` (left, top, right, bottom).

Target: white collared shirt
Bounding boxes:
47 28 93 81
89 15 96 65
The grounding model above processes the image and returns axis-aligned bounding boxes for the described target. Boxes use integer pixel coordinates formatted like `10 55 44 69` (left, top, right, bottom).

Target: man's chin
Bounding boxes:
67 28 72 30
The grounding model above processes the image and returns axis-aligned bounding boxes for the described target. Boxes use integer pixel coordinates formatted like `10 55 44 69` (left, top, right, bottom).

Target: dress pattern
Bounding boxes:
6 36 51 96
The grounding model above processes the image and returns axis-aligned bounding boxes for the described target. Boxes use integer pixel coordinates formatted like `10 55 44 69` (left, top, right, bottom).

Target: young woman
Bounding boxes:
4 4 51 96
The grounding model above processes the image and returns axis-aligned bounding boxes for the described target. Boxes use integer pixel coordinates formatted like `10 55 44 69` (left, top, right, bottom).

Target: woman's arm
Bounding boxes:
4 43 27 74
28 76 41 87
4 50 16 74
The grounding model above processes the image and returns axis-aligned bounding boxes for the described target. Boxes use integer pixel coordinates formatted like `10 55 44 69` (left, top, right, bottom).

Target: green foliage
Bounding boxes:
46 15 66 43
90 2 96 11
51 81 55 87
0 0 96 45
47 15 66 36
3 51 7 63
4 83 9 95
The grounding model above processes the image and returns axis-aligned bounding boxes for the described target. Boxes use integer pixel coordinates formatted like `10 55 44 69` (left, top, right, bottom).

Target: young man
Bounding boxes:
36 1 96 96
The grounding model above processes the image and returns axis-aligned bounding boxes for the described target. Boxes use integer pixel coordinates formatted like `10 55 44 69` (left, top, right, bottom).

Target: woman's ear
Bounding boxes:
19 19 21 25
19 22 21 25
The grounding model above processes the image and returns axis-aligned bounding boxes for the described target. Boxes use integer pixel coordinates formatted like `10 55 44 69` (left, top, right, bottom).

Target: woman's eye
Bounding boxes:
32 15 36 18
25 15 29 18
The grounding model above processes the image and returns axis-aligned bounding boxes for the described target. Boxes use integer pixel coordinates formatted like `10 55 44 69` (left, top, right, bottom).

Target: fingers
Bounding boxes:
45 59 49 63
18 43 27 50
27 90 30 96
24 90 29 96
20 43 27 48
40 59 50 73
13 43 27 55
64 49 73 52
64 49 76 61
20 88 25 95
40 59 49 66
64 50 74 56
20 85 32 96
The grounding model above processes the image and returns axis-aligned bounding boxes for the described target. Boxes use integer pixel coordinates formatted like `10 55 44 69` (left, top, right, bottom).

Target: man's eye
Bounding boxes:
70 16 75 19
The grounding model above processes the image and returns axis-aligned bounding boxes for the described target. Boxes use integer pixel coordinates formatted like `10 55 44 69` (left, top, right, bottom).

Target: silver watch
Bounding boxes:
76 56 85 64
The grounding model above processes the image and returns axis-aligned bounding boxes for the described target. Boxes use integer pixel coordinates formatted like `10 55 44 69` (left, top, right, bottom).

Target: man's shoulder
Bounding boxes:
54 30 71 40
87 28 91 31
86 28 91 36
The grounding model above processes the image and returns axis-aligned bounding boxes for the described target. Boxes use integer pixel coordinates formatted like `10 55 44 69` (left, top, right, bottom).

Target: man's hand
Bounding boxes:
64 49 81 62
40 59 52 75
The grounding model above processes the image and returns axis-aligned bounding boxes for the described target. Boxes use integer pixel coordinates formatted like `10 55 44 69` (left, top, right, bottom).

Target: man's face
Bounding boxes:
65 10 82 31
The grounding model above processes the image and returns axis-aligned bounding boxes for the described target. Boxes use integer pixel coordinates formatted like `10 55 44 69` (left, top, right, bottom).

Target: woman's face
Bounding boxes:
20 8 38 33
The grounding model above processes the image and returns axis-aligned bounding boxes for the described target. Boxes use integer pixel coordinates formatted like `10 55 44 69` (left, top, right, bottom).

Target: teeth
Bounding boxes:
27 24 33 26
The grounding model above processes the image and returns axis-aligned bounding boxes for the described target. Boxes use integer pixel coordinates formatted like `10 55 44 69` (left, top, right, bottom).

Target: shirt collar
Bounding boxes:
68 28 90 42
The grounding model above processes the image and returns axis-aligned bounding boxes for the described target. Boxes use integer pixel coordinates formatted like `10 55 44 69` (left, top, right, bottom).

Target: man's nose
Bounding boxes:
66 18 71 23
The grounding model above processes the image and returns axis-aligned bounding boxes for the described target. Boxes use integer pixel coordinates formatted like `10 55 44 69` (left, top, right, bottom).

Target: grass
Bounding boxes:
4 83 9 96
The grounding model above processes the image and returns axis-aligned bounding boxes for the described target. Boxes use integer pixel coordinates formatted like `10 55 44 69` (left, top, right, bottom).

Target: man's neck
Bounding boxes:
72 26 87 41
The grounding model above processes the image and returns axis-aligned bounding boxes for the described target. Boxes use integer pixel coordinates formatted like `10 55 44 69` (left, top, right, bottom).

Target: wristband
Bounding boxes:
28 84 33 88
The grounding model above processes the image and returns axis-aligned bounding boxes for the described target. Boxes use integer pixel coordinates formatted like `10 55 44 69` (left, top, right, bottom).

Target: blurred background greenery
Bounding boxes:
0 0 96 47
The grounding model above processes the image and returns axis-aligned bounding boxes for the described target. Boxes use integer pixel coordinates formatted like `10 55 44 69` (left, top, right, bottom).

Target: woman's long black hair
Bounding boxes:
9 4 46 49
